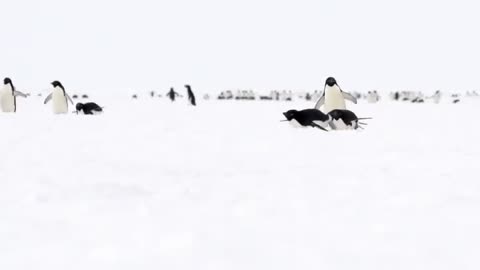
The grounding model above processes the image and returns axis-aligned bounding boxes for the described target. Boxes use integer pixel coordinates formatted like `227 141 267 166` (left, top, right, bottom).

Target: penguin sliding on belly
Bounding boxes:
44 81 74 114
282 109 370 131
0 77 28 113
282 109 331 131
328 109 371 130
75 102 103 115
314 77 357 113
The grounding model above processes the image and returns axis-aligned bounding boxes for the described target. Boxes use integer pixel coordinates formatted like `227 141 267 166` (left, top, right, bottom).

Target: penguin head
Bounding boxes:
51 81 64 90
283 110 298 121
325 77 337 87
75 103 84 112
4 77 12 85
3 77 15 91
185 84 191 89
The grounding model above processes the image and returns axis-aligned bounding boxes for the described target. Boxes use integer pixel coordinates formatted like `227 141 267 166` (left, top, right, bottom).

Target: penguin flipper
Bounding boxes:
66 94 74 105
14 91 28 98
311 122 328 132
342 92 358 104
314 95 325 109
43 93 53 104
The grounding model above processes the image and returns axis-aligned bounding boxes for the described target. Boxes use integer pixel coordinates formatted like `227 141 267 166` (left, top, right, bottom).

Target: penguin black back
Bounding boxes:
328 109 358 124
76 102 103 115
328 109 371 130
283 109 330 131
185 84 196 106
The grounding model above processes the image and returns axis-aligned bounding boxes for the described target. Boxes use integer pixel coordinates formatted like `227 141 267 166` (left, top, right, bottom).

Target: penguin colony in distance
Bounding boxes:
0 78 28 112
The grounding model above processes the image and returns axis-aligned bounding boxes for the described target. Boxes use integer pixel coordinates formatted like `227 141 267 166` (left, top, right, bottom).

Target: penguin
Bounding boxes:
327 109 370 130
0 77 28 112
431 90 442 104
282 109 331 131
76 102 103 115
167 88 181 102
185 85 196 106
43 81 74 114
314 77 357 113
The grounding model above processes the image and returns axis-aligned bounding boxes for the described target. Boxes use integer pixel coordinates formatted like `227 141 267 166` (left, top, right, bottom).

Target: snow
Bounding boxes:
1 95 480 269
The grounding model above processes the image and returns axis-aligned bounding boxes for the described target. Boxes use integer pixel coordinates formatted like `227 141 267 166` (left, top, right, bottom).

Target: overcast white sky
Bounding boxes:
1 0 479 93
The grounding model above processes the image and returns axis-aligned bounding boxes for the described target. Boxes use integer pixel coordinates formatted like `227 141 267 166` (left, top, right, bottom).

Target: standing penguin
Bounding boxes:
167 88 181 102
314 77 357 113
0 77 28 113
43 81 74 114
185 84 196 106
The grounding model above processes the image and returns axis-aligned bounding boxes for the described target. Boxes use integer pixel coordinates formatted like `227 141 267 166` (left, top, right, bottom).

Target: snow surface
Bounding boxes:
1 95 480 269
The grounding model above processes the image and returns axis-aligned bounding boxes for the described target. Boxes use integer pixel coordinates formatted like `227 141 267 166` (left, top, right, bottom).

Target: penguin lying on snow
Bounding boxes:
75 102 103 115
282 109 370 131
328 109 371 130
282 109 331 131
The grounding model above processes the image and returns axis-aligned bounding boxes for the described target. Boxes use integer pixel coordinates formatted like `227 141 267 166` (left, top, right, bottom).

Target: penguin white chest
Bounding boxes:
324 86 346 113
0 88 15 112
289 119 304 128
52 88 68 114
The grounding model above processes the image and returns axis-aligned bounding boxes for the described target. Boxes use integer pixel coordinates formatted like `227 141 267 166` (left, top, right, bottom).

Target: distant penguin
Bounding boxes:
367 91 380 103
431 90 442 104
167 88 181 102
0 77 28 112
314 77 357 113
282 109 331 131
76 102 103 115
328 109 370 130
44 81 74 114
185 85 196 106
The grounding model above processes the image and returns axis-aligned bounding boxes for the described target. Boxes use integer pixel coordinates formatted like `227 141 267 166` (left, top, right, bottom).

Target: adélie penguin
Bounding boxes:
75 102 103 115
44 81 74 114
328 109 371 130
185 84 196 106
314 77 357 113
282 109 331 131
0 77 28 113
